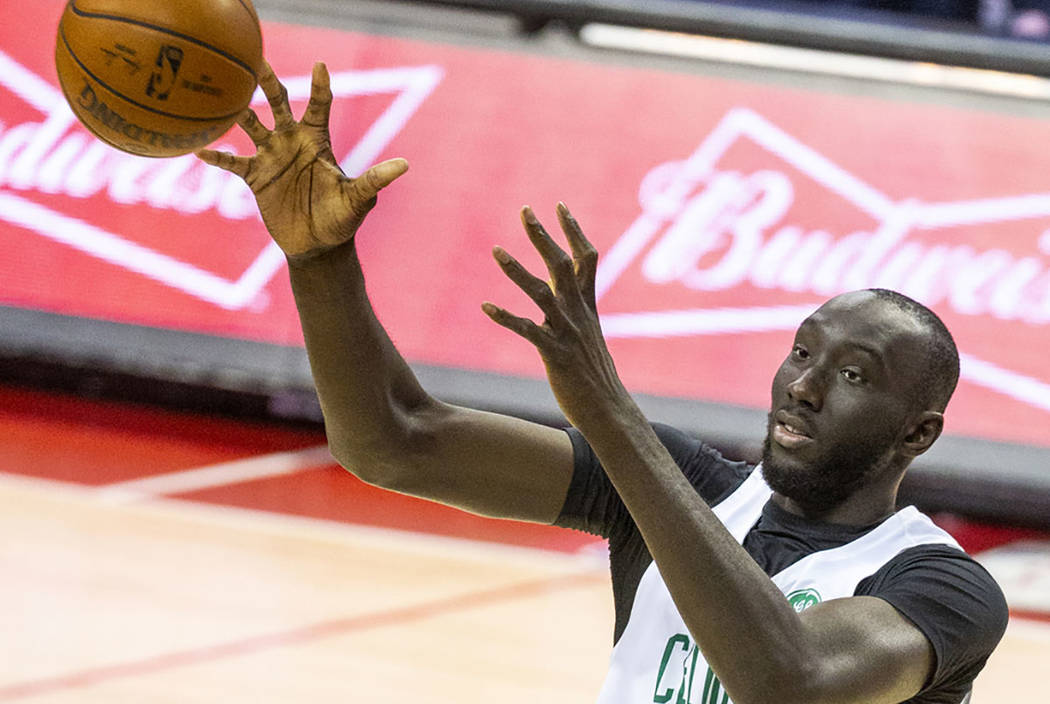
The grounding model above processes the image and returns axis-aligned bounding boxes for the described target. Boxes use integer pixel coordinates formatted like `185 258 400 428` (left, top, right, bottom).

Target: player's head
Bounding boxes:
761 289 959 513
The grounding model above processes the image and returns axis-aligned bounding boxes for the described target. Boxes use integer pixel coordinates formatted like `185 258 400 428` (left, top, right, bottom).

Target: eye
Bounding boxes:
792 344 809 360
841 368 864 384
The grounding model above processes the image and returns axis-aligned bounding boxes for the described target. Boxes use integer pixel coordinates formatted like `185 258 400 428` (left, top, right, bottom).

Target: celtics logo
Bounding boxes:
787 588 822 613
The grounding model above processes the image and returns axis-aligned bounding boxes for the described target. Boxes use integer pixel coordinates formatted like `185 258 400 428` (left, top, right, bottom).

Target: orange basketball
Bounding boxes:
54 0 263 158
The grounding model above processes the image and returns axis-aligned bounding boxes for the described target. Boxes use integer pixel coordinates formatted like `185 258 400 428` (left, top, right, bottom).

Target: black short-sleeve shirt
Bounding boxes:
556 424 1008 704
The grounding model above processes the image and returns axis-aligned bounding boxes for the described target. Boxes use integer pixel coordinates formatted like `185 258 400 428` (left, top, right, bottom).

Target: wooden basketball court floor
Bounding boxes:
0 385 1046 702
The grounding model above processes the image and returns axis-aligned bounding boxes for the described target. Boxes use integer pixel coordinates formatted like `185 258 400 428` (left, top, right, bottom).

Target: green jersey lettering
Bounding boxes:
653 634 691 703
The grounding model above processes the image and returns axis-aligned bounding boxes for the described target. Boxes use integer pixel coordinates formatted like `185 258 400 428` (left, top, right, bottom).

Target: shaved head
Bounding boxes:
864 289 959 413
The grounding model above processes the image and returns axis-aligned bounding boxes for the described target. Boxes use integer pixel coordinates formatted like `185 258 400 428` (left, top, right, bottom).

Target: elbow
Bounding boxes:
323 411 434 493
326 401 445 492
328 437 412 491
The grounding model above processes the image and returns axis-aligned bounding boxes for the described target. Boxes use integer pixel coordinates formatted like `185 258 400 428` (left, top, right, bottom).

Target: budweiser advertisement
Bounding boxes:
4 1 1050 448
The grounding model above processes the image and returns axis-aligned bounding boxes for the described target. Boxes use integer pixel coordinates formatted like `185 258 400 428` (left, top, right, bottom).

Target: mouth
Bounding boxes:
772 410 813 450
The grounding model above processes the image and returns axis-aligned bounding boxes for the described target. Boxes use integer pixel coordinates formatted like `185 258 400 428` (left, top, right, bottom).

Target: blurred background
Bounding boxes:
2 0 1049 701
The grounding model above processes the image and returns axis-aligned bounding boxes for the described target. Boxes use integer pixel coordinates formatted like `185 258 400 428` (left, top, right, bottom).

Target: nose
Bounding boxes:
786 366 824 411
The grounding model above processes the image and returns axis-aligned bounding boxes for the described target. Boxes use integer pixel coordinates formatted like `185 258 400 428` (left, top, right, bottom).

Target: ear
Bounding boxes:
901 411 943 458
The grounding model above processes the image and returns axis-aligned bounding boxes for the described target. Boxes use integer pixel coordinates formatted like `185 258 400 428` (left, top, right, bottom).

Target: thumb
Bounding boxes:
360 158 409 196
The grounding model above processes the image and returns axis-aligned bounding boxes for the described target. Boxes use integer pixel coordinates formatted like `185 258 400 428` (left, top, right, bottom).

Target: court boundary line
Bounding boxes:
93 444 335 504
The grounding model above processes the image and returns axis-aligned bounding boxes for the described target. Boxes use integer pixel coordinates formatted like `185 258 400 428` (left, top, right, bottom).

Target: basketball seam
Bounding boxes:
58 23 247 123
69 0 259 79
56 64 140 153
233 0 259 22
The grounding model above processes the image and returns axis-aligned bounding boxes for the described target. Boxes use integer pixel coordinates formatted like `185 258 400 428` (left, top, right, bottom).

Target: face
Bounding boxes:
761 292 928 513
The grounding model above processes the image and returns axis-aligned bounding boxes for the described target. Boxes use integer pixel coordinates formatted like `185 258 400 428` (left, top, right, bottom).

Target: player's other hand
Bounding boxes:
483 204 627 434
196 61 407 260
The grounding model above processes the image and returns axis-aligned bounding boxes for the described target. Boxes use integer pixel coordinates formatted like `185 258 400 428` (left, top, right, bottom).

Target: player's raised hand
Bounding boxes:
197 61 407 260
482 204 629 433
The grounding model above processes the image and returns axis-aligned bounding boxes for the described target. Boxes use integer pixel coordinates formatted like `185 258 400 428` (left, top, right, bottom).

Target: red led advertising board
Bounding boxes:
4 1 1050 448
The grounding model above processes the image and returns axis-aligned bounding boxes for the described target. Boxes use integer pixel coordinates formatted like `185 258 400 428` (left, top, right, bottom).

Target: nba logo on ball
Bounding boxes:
54 0 263 158
146 46 184 101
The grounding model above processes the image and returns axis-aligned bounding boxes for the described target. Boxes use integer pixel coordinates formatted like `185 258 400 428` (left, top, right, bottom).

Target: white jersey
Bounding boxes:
595 466 961 704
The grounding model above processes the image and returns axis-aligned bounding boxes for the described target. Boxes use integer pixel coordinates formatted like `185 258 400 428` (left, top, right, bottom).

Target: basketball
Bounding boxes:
54 0 263 158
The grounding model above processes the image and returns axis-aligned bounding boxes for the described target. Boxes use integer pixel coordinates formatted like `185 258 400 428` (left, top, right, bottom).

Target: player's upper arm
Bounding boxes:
341 397 576 524
791 595 935 704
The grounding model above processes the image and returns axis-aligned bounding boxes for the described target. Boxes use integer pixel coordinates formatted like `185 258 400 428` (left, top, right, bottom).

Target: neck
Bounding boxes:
763 451 910 525
771 464 905 526
771 490 897 526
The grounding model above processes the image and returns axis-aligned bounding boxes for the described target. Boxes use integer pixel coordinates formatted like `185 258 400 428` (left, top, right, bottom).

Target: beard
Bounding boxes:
760 413 898 514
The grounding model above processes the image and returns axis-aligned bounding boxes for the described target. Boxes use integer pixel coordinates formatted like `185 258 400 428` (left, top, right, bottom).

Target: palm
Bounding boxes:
198 61 406 259
244 123 387 257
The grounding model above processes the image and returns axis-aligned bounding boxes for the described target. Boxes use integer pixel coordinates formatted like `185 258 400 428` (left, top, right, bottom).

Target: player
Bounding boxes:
198 62 1007 704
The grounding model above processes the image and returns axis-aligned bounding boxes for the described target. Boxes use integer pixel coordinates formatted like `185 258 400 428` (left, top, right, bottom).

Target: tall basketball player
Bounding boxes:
199 61 1006 704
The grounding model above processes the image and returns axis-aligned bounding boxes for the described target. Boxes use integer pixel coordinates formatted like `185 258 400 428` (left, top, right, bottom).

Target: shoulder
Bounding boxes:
857 543 1008 697
864 543 1007 615
556 424 753 539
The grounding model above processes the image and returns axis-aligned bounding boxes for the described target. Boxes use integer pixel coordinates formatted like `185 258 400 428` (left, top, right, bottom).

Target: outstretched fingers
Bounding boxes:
195 148 251 179
481 301 550 349
556 202 599 304
521 205 597 310
257 60 296 129
301 62 334 129
521 207 574 287
490 246 571 330
236 108 270 146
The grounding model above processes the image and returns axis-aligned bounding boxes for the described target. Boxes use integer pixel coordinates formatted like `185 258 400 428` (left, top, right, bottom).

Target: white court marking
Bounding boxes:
94 445 335 505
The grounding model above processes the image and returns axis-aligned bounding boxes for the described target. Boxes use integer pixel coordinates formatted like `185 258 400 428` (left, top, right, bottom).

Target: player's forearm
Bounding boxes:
579 403 820 704
287 242 433 477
